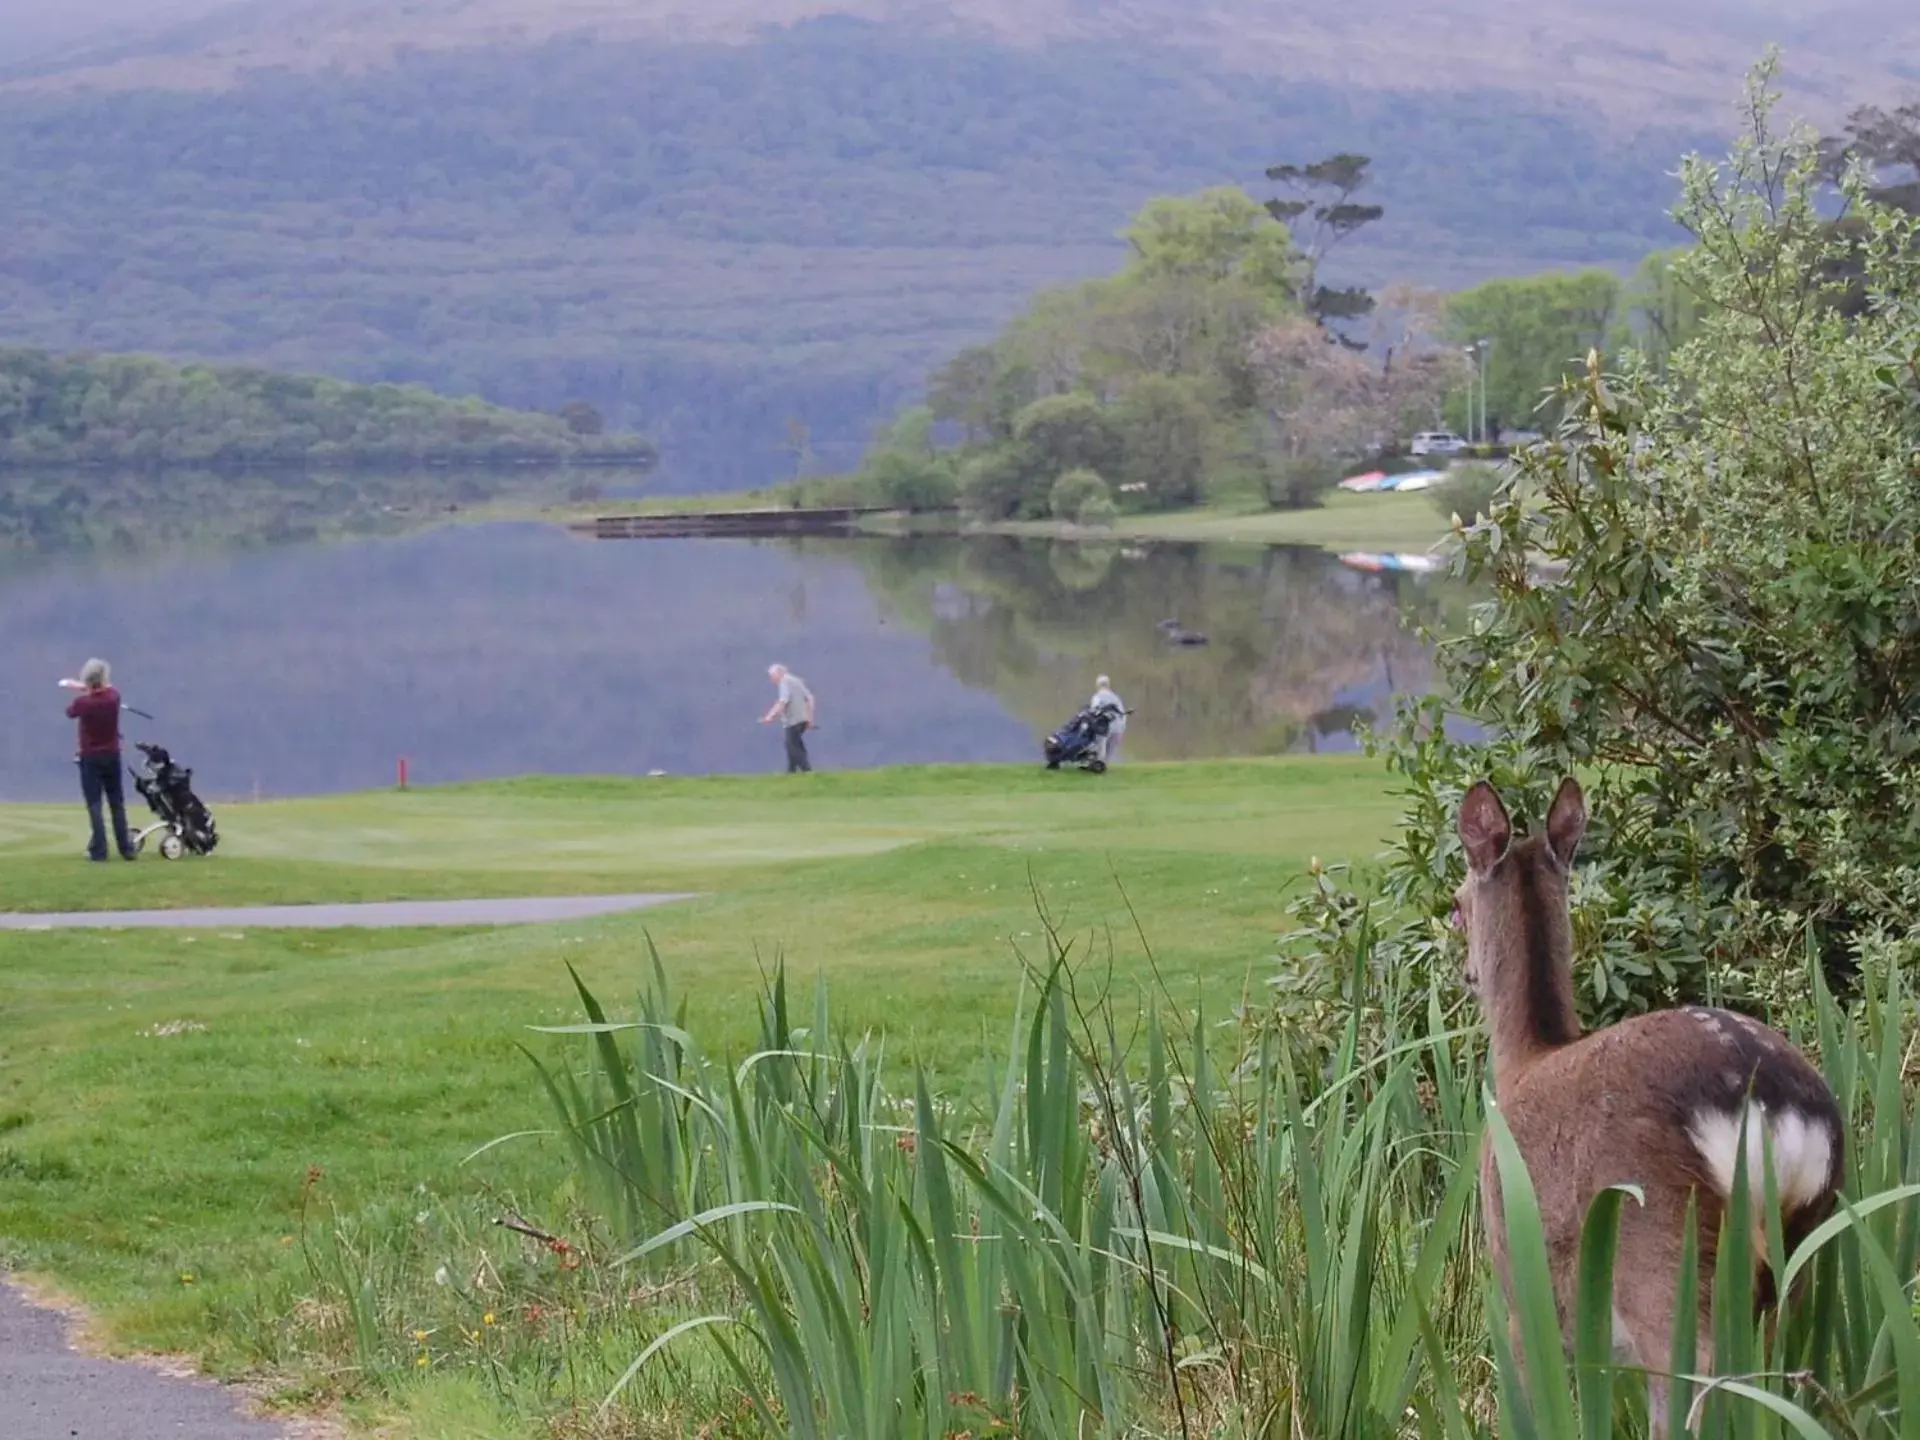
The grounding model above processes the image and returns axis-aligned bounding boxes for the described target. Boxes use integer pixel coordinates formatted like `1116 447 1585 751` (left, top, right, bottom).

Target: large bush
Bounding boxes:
1011 394 1122 483
1294 83 1920 1030
1047 466 1110 521
866 448 958 512
1113 374 1211 509
957 446 1045 521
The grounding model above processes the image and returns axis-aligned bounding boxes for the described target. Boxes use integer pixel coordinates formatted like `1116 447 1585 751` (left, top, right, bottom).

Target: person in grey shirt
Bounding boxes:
760 663 817 773
1091 673 1127 763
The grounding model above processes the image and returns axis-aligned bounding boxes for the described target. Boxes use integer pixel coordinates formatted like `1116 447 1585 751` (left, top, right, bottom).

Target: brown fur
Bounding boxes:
1457 778 1843 1436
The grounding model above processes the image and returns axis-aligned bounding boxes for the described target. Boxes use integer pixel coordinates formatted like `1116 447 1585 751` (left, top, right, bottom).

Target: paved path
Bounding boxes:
0 893 694 930
0 1281 295 1438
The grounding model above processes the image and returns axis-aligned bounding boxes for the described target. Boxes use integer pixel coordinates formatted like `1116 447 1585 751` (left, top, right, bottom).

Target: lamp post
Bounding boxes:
1475 337 1492 446
1461 344 1481 445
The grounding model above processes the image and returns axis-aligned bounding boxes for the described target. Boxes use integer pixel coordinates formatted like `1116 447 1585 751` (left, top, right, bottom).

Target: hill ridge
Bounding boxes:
4 0 1915 126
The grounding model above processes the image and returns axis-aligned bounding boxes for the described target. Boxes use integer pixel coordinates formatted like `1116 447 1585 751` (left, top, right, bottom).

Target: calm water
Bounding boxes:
0 474 1453 801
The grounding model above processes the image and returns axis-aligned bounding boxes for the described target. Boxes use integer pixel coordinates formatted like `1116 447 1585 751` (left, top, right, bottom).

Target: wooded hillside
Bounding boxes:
0 349 655 468
0 24 1707 476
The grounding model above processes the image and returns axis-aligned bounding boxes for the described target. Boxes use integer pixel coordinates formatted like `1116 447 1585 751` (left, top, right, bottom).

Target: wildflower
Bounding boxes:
482 1312 495 1326
412 1329 429 1342
179 1273 195 1284
434 1265 451 1286
416 1353 429 1368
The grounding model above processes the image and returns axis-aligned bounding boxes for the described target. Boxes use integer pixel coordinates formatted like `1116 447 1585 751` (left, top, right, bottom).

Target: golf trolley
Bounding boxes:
130 739 219 859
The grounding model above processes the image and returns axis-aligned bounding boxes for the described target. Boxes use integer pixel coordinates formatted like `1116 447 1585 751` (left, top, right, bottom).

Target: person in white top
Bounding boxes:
1090 674 1127 764
759 663 817 773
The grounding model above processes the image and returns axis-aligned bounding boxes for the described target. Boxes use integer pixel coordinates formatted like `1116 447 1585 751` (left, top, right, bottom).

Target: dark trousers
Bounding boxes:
79 752 136 860
784 723 813 774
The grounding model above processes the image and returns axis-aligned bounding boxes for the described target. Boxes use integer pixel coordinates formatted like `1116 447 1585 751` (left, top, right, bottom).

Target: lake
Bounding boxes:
0 474 1454 801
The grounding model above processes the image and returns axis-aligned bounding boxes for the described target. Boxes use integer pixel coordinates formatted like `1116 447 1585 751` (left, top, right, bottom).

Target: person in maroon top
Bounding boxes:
61 658 138 862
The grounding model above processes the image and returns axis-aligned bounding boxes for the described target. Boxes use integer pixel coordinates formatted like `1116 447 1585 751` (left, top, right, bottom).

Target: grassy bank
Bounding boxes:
491 488 1449 553
925 490 1448 550
0 759 1398 1430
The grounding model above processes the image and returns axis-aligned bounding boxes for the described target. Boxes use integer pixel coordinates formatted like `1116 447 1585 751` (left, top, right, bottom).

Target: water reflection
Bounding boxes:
0 465 607 572
822 535 1452 761
0 473 1457 799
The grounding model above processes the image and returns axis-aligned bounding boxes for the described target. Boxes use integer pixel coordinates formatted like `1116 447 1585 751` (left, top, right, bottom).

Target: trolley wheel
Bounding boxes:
1085 759 1107 774
159 834 186 861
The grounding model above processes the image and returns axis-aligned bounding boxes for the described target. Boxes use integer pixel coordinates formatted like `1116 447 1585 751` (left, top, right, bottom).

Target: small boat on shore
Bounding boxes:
1338 550 1444 575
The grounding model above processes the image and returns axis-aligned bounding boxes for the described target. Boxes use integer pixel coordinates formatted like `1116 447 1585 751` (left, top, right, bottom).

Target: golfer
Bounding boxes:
760 664 817 773
60 658 138 862
1091 673 1127 764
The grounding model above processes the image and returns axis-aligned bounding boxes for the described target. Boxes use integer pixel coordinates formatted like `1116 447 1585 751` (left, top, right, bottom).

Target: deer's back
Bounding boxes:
1497 1005 1843 1229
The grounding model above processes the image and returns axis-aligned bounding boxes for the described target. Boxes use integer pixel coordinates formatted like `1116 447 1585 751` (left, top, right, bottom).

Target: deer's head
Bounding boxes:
1454 777 1586 1051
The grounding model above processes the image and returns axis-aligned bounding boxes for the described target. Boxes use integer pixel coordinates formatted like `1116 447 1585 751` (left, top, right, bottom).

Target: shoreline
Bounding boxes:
495 487 1452 554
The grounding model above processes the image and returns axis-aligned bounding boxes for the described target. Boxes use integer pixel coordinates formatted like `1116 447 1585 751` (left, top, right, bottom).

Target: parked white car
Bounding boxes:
1409 430 1468 457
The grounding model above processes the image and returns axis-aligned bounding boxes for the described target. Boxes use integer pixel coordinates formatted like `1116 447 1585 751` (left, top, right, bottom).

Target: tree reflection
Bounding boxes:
816 534 1456 758
0 466 597 571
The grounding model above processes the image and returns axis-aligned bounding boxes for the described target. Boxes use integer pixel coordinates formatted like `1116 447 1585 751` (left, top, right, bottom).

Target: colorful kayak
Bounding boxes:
1338 551 1444 575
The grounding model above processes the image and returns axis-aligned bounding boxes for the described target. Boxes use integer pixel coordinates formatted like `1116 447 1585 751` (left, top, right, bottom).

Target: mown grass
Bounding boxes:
0 758 1398 1432
944 491 1449 552
7 758 1915 1438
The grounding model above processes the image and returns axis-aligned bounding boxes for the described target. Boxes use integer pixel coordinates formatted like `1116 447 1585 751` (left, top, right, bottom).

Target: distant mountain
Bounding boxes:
7 0 1915 126
1 2 1910 483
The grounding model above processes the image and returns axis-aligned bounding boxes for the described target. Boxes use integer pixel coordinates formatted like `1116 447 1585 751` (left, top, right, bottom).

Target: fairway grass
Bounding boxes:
0 759 1400 1430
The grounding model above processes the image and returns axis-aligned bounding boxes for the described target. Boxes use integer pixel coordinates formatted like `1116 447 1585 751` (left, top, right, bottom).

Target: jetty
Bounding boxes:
569 506 890 540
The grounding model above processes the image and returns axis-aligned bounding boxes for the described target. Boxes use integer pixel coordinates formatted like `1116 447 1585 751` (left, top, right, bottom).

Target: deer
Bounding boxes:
1455 777 1843 1435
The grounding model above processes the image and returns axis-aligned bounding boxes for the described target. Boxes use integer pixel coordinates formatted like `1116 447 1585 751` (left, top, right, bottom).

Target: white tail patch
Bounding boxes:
1687 1103 1834 1217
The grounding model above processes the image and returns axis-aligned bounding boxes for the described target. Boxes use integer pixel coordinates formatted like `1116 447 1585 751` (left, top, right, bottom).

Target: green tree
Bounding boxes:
927 347 1029 443
1826 100 1920 214
1121 187 1299 292
868 448 958 511
1318 72 1920 1026
1263 153 1383 334
1613 248 1708 373
1112 374 1210 509
957 446 1044 521
1443 269 1623 435
1011 394 1121 484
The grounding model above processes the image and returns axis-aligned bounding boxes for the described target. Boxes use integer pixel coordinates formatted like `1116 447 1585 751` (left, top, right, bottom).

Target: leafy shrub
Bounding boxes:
956 445 1044 521
1011 393 1122 483
1076 491 1118 528
866 448 958 511
1428 461 1506 523
1264 454 1339 510
1047 466 1109 521
1303 82 1920 1027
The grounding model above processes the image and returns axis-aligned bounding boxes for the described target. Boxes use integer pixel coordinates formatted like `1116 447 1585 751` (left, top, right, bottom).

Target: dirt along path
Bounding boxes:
0 893 695 930
0 1279 336 1439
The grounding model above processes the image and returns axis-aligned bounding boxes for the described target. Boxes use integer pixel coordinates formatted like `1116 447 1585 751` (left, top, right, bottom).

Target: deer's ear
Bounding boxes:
1546 776 1587 869
1458 782 1512 875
